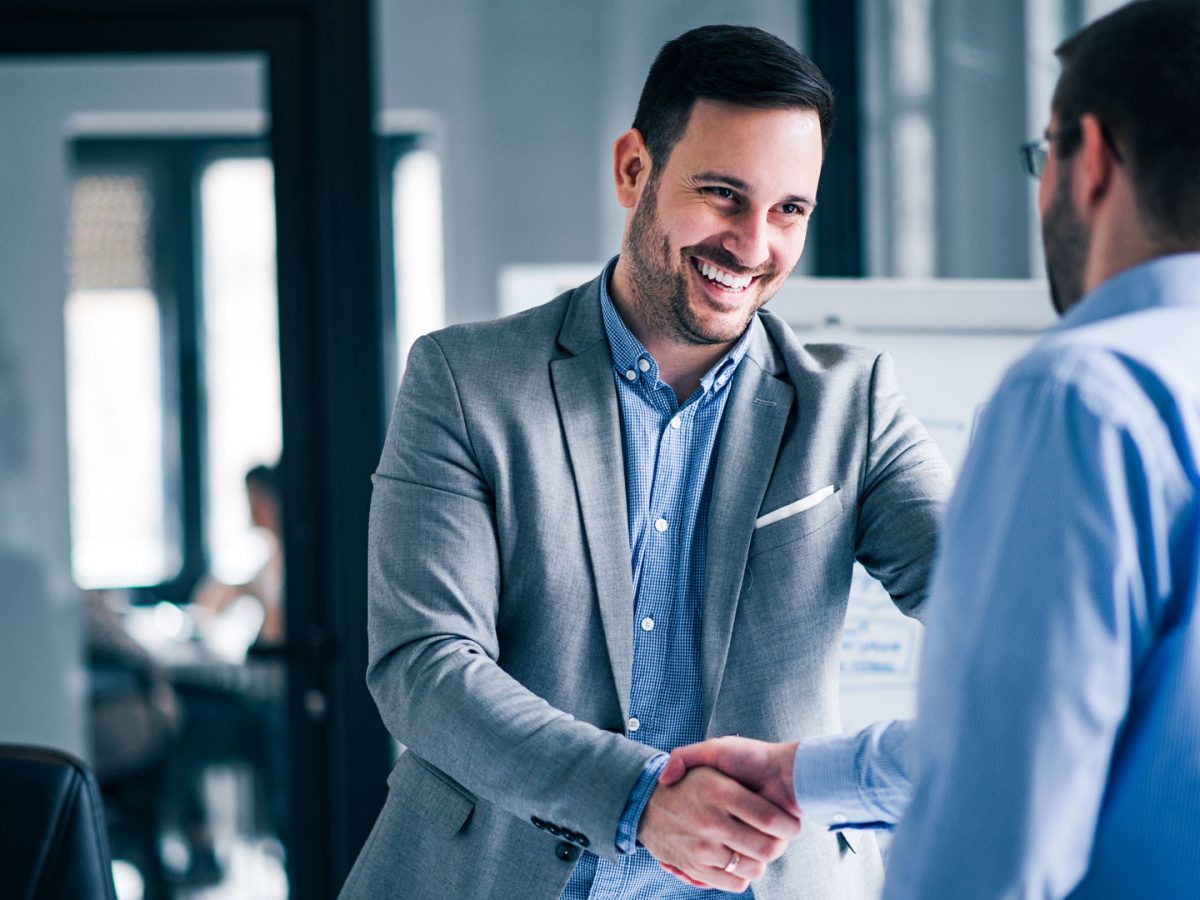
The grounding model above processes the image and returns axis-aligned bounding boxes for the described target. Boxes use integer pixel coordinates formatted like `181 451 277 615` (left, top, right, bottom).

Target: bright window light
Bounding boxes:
66 288 177 587
200 157 282 584
392 148 446 368
65 169 178 589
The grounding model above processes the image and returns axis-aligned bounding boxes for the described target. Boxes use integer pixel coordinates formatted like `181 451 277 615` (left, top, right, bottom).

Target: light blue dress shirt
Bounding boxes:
563 260 753 899
792 253 1200 898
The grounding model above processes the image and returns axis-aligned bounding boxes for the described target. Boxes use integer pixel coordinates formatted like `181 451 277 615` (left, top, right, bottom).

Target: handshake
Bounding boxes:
638 737 801 893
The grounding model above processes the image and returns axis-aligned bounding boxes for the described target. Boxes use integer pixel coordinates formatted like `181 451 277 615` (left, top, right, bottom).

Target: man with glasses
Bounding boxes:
662 2 1200 896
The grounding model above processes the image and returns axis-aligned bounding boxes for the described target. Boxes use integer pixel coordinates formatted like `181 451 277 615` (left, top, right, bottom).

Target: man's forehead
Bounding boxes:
668 102 823 196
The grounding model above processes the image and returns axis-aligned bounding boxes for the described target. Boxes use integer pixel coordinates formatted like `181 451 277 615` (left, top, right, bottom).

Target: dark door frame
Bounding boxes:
0 2 390 895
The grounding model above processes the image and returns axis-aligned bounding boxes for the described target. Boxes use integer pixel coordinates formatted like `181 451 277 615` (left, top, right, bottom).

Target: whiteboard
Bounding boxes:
773 277 1053 730
498 266 1056 732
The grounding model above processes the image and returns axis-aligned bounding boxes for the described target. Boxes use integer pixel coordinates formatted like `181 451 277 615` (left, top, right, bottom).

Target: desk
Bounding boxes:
120 599 284 700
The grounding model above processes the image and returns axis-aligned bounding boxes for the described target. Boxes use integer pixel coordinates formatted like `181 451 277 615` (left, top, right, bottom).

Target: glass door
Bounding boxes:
0 55 297 899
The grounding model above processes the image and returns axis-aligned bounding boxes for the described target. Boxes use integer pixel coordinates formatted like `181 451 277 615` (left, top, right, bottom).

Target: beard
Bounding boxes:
1042 164 1090 315
621 175 783 345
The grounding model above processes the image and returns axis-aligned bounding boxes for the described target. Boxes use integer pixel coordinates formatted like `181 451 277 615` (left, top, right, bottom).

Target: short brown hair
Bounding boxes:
1053 0 1200 243
632 25 835 171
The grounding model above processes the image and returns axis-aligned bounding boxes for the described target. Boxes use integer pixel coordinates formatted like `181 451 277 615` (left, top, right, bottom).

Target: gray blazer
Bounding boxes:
342 276 950 899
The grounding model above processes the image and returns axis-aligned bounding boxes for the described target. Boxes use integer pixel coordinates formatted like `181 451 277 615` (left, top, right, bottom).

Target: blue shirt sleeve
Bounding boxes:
615 753 669 854
791 719 914 830
883 351 1173 898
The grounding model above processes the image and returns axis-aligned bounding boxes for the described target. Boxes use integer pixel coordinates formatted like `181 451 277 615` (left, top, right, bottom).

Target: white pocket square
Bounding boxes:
754 485 836 529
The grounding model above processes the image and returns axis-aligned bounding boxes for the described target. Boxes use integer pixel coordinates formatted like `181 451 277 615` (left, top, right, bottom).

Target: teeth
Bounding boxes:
698 260 752 290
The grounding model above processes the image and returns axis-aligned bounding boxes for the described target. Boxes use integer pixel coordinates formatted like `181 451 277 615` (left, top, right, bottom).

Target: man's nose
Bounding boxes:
721 211 770 270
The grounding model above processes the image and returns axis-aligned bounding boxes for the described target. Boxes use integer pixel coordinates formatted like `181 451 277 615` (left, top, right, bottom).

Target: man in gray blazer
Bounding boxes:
343 24 950 900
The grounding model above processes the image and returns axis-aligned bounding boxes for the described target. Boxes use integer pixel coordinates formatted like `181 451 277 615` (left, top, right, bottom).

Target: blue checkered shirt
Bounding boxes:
562 260 752 899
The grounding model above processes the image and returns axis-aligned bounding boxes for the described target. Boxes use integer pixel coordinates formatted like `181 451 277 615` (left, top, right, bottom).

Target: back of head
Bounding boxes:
1054 0 1200 245
632 25 835 171
245 462 280 502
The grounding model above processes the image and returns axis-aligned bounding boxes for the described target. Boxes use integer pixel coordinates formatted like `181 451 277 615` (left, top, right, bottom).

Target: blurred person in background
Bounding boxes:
193 462 284 647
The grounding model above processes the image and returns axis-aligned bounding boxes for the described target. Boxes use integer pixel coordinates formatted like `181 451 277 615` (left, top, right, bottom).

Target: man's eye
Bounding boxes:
705 187 735 201
780 203 805 216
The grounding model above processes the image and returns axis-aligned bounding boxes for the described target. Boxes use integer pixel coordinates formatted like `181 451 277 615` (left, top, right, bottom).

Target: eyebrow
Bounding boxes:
693 171 817 208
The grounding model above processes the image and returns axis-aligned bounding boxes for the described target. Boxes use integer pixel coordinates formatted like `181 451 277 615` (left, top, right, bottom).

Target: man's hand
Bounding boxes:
638 765 801 892
660 736 801 818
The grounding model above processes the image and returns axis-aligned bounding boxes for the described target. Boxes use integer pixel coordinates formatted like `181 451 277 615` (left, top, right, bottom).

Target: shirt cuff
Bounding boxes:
616 753 669 854
792 722 912 831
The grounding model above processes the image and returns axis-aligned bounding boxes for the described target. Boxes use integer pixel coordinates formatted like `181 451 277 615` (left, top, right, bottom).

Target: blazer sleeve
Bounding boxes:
365 334 657 860
853 352 953 618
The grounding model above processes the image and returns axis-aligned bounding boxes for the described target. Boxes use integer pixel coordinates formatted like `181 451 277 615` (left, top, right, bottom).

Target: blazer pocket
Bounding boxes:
755 484 835 528
388 750 476 837
749 487 843 557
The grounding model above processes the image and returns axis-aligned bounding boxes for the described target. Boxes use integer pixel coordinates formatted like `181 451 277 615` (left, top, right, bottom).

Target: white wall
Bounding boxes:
0 57 262 755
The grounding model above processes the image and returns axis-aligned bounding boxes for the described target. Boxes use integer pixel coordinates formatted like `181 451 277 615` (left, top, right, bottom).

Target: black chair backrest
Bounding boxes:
0 744 118 900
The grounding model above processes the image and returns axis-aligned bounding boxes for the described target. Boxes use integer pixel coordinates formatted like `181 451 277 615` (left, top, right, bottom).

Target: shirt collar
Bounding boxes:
1057 251 1200 333
598 255 753 397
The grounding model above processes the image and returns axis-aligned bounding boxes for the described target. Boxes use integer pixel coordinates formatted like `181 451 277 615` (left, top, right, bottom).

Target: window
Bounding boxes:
379 133 447 400
391 146 445 368
199 157 282 584
66 166 179 588
65 138 280 595
65 132 443 594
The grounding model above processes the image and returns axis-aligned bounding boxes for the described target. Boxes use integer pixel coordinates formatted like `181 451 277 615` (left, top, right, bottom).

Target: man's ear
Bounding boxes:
1074 113 1119 217
614 128 652 210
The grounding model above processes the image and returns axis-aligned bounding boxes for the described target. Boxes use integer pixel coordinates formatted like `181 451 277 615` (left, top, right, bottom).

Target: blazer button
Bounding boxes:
555 842 580 862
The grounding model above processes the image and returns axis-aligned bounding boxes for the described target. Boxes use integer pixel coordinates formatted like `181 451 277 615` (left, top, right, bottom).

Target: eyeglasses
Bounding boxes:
1019 122 1124 179
1019 125 1081 179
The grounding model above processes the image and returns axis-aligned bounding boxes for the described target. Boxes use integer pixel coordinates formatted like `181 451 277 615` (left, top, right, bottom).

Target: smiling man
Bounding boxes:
342 25 950 900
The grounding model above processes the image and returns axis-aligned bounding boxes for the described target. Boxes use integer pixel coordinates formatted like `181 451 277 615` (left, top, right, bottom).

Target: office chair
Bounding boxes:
0 744 118 900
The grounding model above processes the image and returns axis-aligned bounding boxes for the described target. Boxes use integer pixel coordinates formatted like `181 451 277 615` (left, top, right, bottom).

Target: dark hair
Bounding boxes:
1053 0 1200 243
632 25 835 171
245 463 280 500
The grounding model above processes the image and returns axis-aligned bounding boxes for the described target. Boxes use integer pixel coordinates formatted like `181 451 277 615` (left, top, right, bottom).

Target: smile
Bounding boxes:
692 257 754 292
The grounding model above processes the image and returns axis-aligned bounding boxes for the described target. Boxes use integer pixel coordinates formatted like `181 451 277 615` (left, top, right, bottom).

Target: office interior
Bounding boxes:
0 0 1127 897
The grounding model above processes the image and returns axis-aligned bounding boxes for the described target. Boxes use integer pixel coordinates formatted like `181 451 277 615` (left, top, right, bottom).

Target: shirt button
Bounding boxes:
654 517 668 533
640 616 654 632
638 358 651 372
624 369 637 381
831 812 848 824
670 417 681 429
628 717 641 732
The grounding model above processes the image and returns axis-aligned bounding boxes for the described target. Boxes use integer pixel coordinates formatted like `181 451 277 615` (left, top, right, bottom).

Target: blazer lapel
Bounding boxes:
701 322 794 732
550 283 635 719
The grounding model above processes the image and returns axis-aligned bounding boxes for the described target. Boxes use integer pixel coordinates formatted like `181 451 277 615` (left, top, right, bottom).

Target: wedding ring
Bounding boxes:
723 849 741 874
